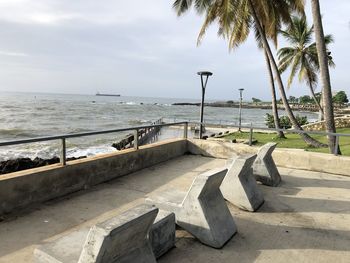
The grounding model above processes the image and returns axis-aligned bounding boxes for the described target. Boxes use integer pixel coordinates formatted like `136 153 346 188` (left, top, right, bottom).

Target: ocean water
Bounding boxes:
0 91 318 161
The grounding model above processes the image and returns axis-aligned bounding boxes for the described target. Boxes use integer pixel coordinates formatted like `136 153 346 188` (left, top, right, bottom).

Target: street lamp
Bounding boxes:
197 71 213 139
238 88 244 132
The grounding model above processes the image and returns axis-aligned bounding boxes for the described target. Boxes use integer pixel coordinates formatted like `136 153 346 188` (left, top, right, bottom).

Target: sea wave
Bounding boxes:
0 144 58 162
128 119 151 125
34 106 56 111
117 101 140 105
0 144 117 162
0 128 40 138
1 105 20 109
66 145 116 158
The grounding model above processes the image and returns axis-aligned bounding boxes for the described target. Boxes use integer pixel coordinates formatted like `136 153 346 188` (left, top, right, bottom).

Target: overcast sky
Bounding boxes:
0 0 349 101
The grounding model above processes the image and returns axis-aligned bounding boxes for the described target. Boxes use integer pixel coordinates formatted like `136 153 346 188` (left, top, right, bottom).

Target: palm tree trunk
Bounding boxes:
319 90 324 121
310 0 339 153
247 0 326 147
308 82 324 118
264 50 285 138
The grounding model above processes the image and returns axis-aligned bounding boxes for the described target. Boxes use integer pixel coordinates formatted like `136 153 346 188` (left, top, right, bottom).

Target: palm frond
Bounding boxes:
299 56 318 90
173 0 193 16
286 52 302 88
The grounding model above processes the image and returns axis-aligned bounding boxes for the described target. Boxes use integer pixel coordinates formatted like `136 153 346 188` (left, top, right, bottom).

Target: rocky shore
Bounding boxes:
0 156 86 175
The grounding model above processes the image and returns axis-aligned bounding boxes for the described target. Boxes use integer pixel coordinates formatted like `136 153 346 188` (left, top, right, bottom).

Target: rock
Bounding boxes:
0 156 86 175
243 139 258 145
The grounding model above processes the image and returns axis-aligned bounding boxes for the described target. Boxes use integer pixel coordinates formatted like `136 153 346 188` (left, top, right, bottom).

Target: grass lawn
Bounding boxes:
223 128 350 156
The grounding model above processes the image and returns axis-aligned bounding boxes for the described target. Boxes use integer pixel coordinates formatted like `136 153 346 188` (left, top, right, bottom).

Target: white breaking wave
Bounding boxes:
66 145 116 158
0 144 117 162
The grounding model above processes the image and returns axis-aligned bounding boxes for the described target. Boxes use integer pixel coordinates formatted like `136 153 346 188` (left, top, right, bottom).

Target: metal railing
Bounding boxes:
170 117 239 126
170 117 279 127
0 120 347 168
0 121 189 166
192 121 349 156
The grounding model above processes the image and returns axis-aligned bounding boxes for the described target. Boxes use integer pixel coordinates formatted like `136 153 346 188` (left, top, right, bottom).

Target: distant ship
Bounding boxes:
95 92 120 97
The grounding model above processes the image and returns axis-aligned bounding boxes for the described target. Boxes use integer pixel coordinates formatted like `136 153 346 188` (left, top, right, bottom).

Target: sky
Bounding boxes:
0 0 349 101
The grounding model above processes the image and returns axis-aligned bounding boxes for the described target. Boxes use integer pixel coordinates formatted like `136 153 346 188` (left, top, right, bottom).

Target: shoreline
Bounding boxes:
172 102 348 113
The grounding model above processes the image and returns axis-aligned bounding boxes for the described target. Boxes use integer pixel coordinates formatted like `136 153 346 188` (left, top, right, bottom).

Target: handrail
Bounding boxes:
0 122 188 147
189 121 350 155
217 123 350 137
0 121 189 165
0 120 348 162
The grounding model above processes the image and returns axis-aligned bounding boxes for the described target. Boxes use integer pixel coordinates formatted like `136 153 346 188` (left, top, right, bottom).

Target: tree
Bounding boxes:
310 0 338 153
173 0 325 147
277 16 335 120
333 91 349 104
252 97 261 103
263 49 285 138
299 95 313 104
314 92 322 103
289 96 298 103
254 26 285 138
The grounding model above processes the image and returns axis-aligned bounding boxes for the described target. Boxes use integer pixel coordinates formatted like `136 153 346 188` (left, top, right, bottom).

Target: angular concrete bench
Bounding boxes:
221 154 264 212
150 210 176 258
34 204 175 263
146 168 237 248
252 143 281 187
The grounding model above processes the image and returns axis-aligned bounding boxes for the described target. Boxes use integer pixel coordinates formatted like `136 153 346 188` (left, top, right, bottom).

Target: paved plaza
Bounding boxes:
0 155 349 262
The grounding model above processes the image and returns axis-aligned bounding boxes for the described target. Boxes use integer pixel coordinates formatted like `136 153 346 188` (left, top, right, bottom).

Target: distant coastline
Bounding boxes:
172 101 348 113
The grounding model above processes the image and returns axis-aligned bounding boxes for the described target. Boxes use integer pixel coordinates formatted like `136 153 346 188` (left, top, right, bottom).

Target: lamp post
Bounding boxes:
197 71 213 139
238 88 244 132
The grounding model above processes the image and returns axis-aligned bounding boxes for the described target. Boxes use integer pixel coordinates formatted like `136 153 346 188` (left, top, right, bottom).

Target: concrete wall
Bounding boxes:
188 139 350 177
1 137 349 216
0 139 187 215
302 116 350 131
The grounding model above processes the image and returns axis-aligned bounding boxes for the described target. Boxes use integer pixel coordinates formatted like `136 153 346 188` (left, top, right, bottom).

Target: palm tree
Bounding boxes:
173 0 326 147
277 16 335 121
257 28 285 138
310 0 338 153
264 50 285 138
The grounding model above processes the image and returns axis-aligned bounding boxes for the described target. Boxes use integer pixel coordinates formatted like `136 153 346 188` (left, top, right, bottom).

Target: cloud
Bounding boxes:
0 0 348 100
0 50 28 57
0 0 169 26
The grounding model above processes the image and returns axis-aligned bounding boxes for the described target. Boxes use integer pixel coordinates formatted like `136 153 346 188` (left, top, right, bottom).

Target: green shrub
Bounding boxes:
265 113 308 129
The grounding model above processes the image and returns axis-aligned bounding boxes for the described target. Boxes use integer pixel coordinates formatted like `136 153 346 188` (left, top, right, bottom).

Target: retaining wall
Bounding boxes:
0 139 187 215
1 138 349 216
302 116 350 131
187 139 350 177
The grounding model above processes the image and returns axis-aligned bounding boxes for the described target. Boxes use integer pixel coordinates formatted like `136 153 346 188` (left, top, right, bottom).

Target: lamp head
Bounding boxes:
197 71 213 77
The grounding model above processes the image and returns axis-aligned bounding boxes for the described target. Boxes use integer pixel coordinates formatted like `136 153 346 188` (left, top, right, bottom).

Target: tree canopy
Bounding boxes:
333 91 349 104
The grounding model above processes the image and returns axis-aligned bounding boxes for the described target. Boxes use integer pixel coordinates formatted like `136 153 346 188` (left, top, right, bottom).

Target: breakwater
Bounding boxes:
112 119 162 150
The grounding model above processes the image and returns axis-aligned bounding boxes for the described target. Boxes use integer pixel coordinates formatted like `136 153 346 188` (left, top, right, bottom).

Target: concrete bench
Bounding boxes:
252 143 281 187
150 210 176 258
34 204 175 263
221 154 264 212
146 168 237 248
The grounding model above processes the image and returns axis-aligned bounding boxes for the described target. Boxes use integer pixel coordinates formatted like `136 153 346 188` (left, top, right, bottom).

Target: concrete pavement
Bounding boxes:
0 155 349 262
